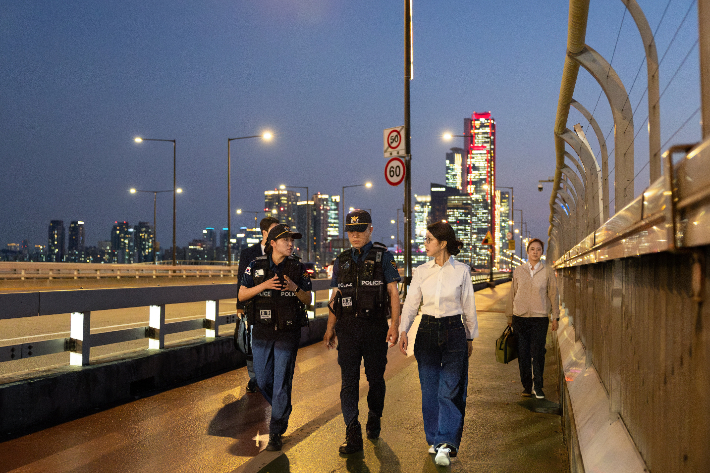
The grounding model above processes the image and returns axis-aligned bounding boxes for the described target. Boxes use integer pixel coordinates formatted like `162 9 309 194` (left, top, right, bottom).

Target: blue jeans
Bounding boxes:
251 330 300 435
414 315 468 450
512 315 548 391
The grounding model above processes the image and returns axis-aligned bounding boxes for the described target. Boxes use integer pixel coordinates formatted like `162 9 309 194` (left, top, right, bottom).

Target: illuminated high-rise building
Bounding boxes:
311 193 340 264
47 220 65 262
464 112 496 268
445 148 466 191
68 220 85 263
430 183 460 225
496 190 513 268
111 221 134 264
446 195 476 264
265 189 300 228
133 222 154 263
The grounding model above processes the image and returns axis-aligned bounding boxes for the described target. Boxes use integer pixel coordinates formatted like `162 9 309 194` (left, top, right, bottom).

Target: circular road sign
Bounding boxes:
387 129 402 151
385 157 405 186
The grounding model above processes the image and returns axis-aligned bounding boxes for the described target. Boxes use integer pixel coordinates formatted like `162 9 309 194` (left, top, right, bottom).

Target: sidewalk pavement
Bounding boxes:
240 283 568 472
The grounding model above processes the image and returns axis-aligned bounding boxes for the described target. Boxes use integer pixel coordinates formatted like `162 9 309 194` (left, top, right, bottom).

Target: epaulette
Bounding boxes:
288 254 301 261
372 242 388 250
255 255 268 261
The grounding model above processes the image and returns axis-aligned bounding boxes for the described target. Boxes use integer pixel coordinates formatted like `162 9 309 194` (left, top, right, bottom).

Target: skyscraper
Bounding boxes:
111 221 134 264
464 112 496 268
68 221 85 263
264 189 300 228
47 220 65 262
445 147 466 191
312 193 340 264
134 221 154 263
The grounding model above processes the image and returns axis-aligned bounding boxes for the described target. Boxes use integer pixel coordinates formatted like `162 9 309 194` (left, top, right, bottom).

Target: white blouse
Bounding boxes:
399 256 479 340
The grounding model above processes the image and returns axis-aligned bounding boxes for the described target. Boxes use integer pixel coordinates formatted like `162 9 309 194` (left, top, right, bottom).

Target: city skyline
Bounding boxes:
1 2 701 253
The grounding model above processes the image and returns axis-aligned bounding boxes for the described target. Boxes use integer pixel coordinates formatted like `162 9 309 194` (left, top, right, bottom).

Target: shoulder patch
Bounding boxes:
245 266 252 275
390 260 398 270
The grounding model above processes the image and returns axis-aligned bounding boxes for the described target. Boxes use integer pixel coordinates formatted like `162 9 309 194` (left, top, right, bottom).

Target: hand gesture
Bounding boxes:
283 275 298 292
260 275 283 291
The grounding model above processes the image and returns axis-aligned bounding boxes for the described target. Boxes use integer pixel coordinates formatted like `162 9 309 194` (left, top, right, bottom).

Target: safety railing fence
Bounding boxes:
0 279 334 370
549 1 710 471
0 262 240 281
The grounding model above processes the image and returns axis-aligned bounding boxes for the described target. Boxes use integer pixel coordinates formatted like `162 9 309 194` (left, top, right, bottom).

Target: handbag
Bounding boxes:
495 326 518 364
234 316 252 356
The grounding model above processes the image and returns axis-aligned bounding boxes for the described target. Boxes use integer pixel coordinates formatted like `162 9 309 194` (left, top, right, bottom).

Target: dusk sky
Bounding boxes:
1 1 701 254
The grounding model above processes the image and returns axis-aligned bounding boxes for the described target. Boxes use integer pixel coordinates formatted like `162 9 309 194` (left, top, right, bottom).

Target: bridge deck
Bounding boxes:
0 284 567 472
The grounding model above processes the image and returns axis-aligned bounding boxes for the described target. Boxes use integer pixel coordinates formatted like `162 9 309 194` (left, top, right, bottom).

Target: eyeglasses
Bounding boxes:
425 237 437 244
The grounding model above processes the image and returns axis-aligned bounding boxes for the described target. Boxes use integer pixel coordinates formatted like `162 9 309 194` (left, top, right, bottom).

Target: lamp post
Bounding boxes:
134 137 178 265
280 184 310 262
341 182 372 241
227 132 273 265
130 188 182 264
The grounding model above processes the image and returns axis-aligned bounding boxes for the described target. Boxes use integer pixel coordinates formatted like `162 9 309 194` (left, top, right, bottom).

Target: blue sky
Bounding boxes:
0 0 701 252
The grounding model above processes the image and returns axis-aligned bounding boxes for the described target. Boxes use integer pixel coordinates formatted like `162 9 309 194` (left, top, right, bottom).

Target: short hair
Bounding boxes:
527 238 544 253
260 216 279 233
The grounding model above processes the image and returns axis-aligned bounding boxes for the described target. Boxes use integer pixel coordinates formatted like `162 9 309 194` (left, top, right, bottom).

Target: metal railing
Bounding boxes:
0 262 239 281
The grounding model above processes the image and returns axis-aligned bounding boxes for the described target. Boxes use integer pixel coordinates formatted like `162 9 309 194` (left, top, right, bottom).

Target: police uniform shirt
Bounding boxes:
330 241 401 288
242 255 312 337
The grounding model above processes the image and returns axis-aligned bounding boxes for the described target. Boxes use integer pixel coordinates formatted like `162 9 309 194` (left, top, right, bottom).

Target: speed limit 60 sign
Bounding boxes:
385 157 405 186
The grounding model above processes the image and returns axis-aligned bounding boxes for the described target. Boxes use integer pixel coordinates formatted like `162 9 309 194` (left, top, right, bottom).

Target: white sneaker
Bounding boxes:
435 446 451 466
428 445 437 454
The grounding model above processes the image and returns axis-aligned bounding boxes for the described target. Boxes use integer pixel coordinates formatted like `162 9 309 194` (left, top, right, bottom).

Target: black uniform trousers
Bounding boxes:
335 316 389 427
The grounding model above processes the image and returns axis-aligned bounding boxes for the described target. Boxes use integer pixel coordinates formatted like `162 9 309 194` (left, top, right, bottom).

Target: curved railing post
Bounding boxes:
571 99 610 221
569 44 635 212
621 0 661 181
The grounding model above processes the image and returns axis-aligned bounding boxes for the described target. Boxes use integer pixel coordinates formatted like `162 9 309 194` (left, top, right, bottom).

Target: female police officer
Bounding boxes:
238 224 312 451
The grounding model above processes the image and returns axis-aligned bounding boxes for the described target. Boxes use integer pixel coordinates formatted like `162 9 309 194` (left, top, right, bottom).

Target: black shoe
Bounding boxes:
246 378 258 393
533 387 545 399
521 388 532 397
339 420 363 454
265 433 282 451
365 415 381 439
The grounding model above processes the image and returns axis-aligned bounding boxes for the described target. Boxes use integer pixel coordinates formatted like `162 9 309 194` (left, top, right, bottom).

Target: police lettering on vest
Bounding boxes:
246 255 307 330
334 242 389 319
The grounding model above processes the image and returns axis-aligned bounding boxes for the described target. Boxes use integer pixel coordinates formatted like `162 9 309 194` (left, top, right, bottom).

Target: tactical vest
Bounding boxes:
247 255 306 331
335 242 389 319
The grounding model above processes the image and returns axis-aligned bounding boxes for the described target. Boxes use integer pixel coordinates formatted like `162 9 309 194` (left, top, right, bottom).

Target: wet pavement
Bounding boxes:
0 283 568 472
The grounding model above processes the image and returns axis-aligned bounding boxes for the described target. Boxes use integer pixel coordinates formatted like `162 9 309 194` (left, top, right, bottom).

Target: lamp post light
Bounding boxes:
280 184 310 262
227 131 273 265
134 137 178 265
130 188 182 264
341 182 372 241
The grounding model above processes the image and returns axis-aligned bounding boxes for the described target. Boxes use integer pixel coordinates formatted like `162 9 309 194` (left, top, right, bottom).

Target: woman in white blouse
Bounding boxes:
398 222 478 467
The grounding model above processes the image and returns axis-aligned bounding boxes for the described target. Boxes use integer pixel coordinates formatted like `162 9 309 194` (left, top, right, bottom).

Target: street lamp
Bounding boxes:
341 182 373 241
130 187 182 264
227 131 273 265
280 184 310 262
134 137 178 265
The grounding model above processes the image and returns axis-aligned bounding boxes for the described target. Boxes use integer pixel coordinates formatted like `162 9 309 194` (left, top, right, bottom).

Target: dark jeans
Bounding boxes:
251 329 300 435
335 317 389 427
512 315 549 391
414 315 468 450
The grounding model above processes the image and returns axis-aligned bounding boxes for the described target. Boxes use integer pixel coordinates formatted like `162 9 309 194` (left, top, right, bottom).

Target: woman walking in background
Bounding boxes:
506 238 559 400
398 222 478 467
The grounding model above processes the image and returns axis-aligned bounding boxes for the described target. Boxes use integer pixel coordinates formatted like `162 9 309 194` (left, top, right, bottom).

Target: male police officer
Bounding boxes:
239 224 312 451
323 209 401 454
236 216 279 393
